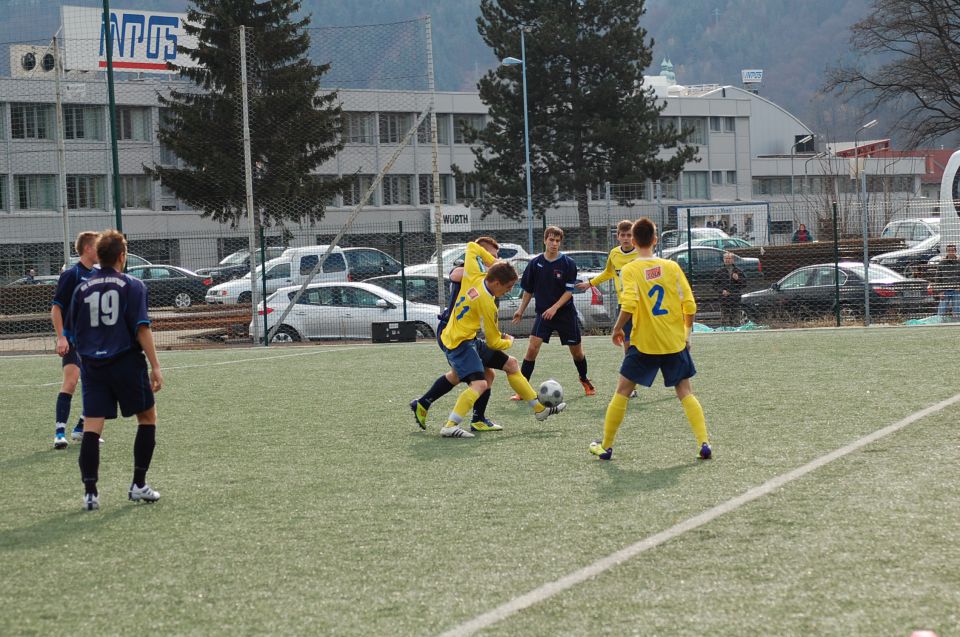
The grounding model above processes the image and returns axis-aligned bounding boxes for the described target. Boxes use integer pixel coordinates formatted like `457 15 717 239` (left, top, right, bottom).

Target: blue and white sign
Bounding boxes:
62 5 198 73
741 69 763 84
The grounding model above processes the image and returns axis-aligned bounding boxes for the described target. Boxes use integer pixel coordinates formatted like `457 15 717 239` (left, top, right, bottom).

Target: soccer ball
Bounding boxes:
538 379 564 407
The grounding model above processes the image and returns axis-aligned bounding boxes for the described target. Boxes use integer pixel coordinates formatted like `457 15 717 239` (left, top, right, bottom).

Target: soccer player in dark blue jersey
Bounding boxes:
65 230 163 511
511 226 595 396
50 231 99 449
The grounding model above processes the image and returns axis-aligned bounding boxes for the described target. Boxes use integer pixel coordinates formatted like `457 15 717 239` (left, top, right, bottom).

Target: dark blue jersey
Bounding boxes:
65 267 151 361
520 253 578 315
52 261 95 315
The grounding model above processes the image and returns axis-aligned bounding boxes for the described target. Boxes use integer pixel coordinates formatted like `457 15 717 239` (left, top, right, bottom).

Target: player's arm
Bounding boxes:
512 290 532 323
677 267 698 349
480 296 512 350
449 266 464 283
136 325 163 392
613 266 640 346
464 242 495 281
512 264 534 322
577 252 615 290
542 290 573 320
51 272 74 356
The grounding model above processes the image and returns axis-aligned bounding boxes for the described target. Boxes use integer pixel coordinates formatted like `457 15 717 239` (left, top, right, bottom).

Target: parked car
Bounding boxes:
880 217 941 247
195 247 286 282
660 245 763 291
342 247 402 280
69 252 150 269
740 262 932 322
251 281 441 342
660 227 729 249
206 246 349 304
870 234 940 276
126 265 214 308
404 243 529 275
6 275 59 286
692 236 753 250
366 274 449 305
563 250 609 272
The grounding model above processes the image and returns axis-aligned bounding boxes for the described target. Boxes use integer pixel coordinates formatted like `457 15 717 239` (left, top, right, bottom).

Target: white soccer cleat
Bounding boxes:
439 425 475 438
83 493 99 511
53 432 68 450
535 402 567 421
128 483 161 503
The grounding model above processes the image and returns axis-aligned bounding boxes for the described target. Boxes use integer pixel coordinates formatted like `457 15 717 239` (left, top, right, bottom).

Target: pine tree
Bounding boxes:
460 0 698 230
148 0 346 226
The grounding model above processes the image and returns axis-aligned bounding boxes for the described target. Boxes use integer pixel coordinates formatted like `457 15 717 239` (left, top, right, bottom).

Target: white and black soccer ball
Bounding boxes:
538 379 563 407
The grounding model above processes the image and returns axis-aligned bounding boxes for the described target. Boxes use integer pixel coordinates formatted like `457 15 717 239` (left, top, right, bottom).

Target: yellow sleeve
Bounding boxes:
589 250 617 287
675 263 697 315
620 263 639 314
464 242 496 282
480 296 511 350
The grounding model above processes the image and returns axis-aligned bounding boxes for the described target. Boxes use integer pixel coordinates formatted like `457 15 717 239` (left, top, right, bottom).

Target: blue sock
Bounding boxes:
472 389 491 422
55 392 71 429
420 375 455 408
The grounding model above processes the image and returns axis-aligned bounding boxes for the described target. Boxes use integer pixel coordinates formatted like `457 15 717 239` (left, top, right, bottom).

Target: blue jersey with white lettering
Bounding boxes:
52 261 95 314
520 253 578 315
65 267 151 360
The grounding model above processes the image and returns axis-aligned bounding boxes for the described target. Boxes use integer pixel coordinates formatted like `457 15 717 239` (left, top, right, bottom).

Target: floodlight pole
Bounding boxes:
102 0 122 232
502 28 534 254
855 119 877 326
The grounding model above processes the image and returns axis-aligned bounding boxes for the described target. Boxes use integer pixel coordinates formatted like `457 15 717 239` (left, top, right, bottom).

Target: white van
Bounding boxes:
205 245 348 304
880 217 941 247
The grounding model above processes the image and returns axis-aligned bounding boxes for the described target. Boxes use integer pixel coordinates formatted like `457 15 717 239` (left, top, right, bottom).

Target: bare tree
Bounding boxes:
825 0 960 146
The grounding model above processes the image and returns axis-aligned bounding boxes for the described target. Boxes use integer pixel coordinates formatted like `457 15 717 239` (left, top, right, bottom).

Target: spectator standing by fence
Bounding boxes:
930 243 960 320
792 223 814 243
713 252 746 327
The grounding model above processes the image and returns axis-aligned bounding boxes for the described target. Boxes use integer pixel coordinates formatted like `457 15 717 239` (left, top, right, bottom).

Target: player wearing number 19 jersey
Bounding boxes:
65 230 163 511
589 217 711 461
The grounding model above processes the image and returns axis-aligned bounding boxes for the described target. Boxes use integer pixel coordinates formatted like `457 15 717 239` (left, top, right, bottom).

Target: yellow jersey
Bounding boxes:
620 256 697 354
588 245 641 305
440 243 511 351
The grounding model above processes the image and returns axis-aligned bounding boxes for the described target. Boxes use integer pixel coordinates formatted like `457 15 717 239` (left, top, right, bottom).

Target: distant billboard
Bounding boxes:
741 69 763 84
62 5 197 73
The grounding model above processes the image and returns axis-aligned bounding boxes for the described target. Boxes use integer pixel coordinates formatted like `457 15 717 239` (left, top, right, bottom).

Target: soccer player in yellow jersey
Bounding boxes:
589 217 712 460
576 219 641 354
438 252 566 438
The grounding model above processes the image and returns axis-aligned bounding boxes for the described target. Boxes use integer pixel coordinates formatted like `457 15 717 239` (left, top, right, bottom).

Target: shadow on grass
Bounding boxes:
0 505 136 552
0 449 65 472
594 461 694 497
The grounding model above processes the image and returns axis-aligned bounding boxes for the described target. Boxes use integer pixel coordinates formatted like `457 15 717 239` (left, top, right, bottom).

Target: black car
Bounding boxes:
195 247 286 282
870 234 940 276
740 262 932 322
342 248 402 281
366 273 448 305
126 265 215 308
661 246 764 292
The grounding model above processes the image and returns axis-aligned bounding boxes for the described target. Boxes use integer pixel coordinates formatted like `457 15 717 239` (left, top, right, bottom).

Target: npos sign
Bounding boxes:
62 5 198 73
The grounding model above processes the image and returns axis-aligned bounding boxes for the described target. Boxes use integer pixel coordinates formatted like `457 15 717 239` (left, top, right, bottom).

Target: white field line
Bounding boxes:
0 342 431 389
438 391 960 637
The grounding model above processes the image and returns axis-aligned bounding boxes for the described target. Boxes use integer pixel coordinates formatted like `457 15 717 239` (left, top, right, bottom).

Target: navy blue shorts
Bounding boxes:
616 305 633 344
62 345 81 368
620 346 696 388
438 322 508 373
80 350 155 419
531 308 581 345
441 338 487 382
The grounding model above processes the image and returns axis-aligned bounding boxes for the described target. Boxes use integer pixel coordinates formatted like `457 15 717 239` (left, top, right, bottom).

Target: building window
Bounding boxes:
418 174 451 205
0 175 6 210
63 105 104 140
66 175 105 210
120 175 153 209
417 114 452 145
343 174 374 206
343 112 374 144
726 170 737 185
711 171 723 185
15 174 57 209
0 105 5 139
752 176 794 196
681 171 709 199
379 113 411 144
681 117 707 145
118 107 151 141
453 114 484 144
709 116 721 132
455 176 483 202
609 182 648 201
158 109 179 166
724 117 736 132
382 174 412 205
11 103 54 139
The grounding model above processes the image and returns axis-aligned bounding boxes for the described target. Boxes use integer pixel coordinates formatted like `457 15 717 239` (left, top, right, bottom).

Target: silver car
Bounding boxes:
249 281 441 342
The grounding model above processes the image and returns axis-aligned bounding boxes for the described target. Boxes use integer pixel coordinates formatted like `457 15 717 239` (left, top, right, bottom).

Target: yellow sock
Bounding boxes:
601 392 629 449
680 394 709 446
445 387 481 428
507 372 541 411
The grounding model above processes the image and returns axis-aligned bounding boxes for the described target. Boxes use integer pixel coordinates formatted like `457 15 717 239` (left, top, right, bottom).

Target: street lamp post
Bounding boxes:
855 118 878 326
502 27 534 255
790 134 813 220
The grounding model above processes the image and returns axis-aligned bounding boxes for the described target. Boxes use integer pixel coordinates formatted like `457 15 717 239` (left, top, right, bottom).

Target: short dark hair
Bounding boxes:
486 260 518 285
96 230 127 268
476 236 500 251
544 226 564 241
616 220 633 234
75 231 99 256
631 218 656 248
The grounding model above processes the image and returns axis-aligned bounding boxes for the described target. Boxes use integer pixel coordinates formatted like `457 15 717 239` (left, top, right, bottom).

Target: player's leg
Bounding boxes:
441 342 486 438
566 336 595 396
666 350 711 459
502 356 566 420
410 369 459 430
511 327 544 400
620 311 638 397
77 363 113 511
54 362 80 449
115 352 162 501
589 347 654 460
470 367 500 431
128 405 161 502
